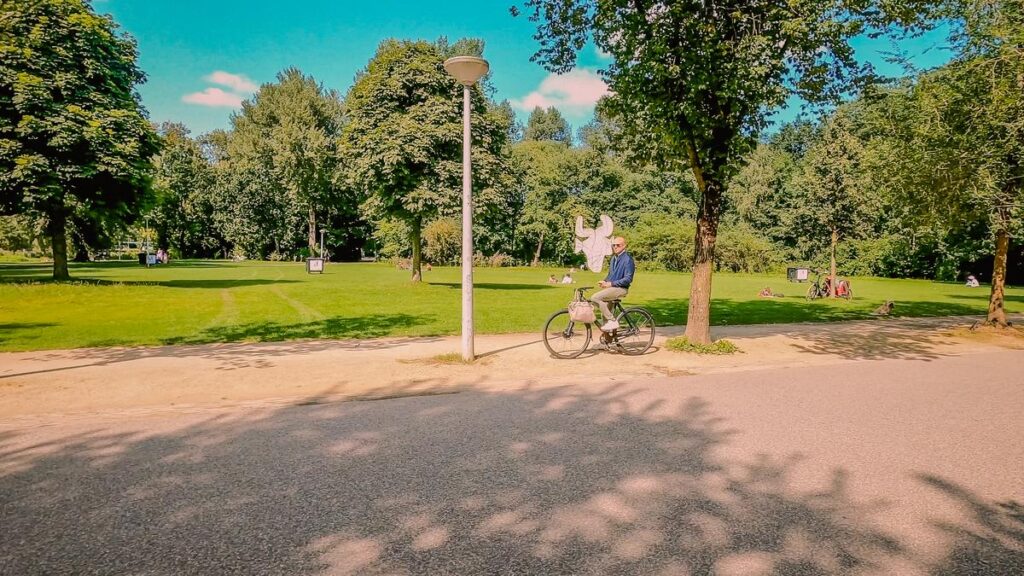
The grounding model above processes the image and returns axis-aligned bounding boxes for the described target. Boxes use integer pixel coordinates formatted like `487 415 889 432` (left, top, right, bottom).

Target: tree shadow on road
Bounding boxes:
646 298 975 361
2 385 1003 574
918 474 1024 575
776 319 965 361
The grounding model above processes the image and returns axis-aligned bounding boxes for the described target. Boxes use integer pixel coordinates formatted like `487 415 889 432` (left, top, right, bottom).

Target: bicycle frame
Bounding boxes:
544 286 656 358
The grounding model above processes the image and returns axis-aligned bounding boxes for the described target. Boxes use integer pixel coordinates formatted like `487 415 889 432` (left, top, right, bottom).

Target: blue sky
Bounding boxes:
97 0 956 138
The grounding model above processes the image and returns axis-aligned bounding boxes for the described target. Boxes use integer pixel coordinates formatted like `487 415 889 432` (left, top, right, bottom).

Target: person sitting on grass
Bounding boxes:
592 236 634 332
561 272 574 284
548 274 558 284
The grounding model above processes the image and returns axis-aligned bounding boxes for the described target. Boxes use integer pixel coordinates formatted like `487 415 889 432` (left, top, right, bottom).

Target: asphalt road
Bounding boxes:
2 350 1022 575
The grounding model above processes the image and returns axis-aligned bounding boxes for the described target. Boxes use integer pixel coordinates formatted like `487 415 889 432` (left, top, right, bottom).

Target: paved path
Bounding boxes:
1 314 1022 420
1 319 1023 574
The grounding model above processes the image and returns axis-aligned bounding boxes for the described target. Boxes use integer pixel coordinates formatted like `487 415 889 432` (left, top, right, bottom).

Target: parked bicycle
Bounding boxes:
542 286 656 359
805 269 853 300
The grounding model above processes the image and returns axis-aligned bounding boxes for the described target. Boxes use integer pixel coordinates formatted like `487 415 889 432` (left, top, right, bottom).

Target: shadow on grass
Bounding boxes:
0 260 248 281
947 292 1024 305
642 297 985 328
0 276 298 289
430 282 557 291
164 313 433 345
2 314 437 378
0 323 58 344
1 386 1016 573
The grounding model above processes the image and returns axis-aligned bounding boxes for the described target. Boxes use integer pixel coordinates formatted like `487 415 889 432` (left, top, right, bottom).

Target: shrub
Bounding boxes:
371 218 411 260
716 225 781 273
624 215 782 273
623 214 695 271
424 218 460 265
470 252 516 267
665 337 740 354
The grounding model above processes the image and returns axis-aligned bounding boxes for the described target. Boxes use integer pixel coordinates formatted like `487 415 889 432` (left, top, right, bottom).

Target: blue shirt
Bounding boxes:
605 251 635 289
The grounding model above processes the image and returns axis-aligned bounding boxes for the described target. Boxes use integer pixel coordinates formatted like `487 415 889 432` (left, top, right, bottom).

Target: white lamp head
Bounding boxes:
443 56 489 86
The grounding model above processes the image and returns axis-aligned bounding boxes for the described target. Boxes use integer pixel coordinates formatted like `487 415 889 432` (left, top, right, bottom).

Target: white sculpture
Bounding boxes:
574 214 615 273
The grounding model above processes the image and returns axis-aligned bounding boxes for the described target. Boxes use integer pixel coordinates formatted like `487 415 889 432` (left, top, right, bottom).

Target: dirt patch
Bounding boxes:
947 324 1024 349
1 314 1019 421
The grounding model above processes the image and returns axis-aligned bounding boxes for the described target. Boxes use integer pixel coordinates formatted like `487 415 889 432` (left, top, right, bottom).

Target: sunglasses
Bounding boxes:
612 242 625 247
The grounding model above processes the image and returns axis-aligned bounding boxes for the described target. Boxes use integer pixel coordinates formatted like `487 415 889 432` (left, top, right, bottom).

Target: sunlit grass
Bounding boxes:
1 260 1019 351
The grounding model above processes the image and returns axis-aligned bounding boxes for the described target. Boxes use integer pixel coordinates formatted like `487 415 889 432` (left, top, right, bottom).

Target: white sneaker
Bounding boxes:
600 320 619 332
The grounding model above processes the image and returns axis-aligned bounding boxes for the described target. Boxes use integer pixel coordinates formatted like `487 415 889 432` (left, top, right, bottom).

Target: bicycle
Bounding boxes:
805 270 853 300
542 286 656 359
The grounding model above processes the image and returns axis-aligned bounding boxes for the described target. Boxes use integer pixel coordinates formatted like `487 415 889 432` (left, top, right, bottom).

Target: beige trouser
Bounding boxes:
591 287 628 321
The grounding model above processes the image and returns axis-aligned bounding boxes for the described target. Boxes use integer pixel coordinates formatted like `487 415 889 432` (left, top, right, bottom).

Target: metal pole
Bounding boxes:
461 84 474 361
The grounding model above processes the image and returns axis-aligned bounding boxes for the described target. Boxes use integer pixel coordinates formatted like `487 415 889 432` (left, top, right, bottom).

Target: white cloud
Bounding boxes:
182 70 258 108
595 45 612 60
511 69 609 117
205 71 258 94
182 87 245 108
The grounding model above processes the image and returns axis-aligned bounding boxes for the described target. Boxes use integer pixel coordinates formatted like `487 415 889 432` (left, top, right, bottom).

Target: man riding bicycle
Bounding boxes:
592 235 634 332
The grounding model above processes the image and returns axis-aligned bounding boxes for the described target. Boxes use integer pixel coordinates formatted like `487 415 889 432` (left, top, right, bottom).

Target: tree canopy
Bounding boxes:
524 106 572 144
341 38 514 280
515 0 937 342
0 0 159 279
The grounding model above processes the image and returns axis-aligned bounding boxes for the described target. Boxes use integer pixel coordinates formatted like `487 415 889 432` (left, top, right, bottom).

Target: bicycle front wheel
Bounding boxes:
615 307 656 355
806 285 819 300
543 310 592 359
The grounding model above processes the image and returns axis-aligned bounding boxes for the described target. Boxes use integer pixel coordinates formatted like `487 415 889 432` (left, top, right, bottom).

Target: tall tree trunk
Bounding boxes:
308 208 317 255
410 217 422 282
532 230 545 267
48 209 70 280
987 209 1010 327
683 156 723 345
830 228 838 298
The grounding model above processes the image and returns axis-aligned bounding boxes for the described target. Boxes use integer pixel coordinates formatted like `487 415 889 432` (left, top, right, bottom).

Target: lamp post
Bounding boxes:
443 55 489 362
319 229 326 259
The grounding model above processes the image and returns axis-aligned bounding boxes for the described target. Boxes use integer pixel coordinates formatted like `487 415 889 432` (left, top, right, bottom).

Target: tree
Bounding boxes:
524 106 572 144
726 143 797 250
494 100 524 144
0 0 159 279
228 68 347 254
341 39 513 281
151 123 222 257
790 112 876 295
577 105 623 157
901 0 1023 325
515 0 935 343
512 140 582 265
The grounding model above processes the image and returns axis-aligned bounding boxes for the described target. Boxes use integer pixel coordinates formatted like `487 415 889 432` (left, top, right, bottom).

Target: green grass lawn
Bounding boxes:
1 260 1018 351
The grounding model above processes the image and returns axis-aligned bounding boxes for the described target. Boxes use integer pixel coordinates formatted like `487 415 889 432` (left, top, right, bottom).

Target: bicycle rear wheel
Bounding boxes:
543 310 592 359
615 307 655 355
